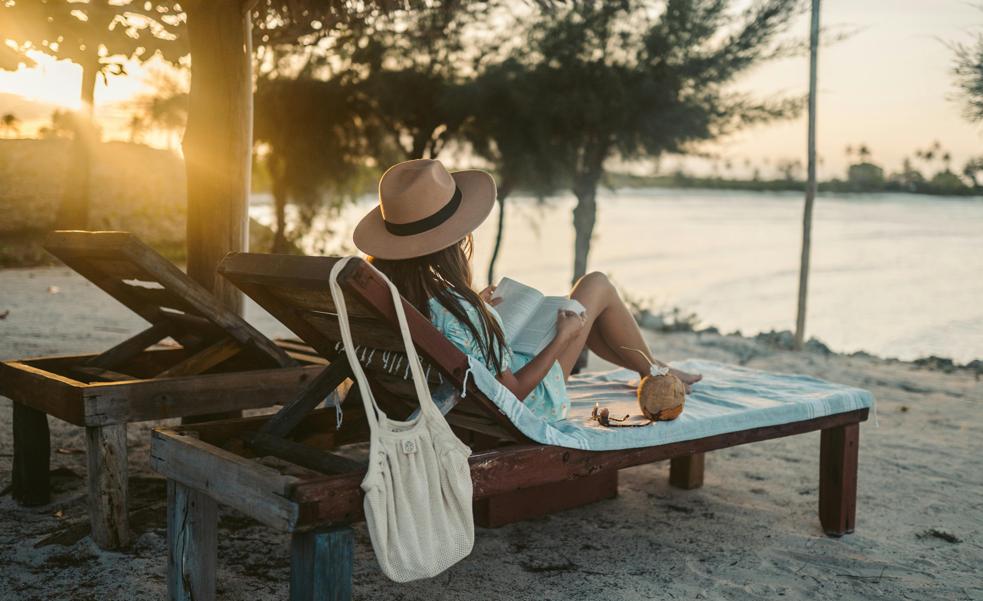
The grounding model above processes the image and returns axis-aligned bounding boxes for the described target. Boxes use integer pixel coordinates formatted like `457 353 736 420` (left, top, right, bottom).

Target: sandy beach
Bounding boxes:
1 266 980 600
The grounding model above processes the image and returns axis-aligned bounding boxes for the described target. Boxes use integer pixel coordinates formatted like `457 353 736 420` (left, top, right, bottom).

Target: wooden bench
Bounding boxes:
151 254 867 601
0 232 325 549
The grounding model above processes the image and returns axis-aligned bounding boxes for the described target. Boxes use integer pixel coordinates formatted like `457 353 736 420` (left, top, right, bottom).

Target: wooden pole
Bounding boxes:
86 423 130 549
182 0 253 315
794 0 821 350
167 480 218 601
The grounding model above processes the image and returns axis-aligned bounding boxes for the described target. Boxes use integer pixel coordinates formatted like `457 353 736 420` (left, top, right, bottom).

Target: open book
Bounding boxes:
491 277 586 355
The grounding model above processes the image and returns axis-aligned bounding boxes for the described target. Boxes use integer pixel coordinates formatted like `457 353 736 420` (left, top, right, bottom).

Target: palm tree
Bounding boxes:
0 112 19 138
794 0 821 350
127 114 146 143
857 143 871 163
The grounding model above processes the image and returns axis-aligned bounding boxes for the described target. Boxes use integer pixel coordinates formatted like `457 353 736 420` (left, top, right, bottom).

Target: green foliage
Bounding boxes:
253 77 375 250
962 155 983 188
929 170 966 194
331 1 495 161
953 33 983 123
497 0 803 279
0 0 187 77
846 162 885 190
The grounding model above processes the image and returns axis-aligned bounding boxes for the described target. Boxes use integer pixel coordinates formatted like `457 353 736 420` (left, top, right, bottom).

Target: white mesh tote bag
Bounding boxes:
328 257 475 582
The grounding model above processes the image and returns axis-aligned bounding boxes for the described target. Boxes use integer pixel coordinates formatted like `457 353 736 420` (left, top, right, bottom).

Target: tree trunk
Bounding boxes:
486 182 511 286
571 174 599 285
183 0 253 314
271 168 289 253
794 0 821 350
55 58 98 229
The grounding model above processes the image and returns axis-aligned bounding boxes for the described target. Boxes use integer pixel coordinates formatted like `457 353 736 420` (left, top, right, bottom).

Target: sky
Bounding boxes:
1 0 981 179
702 0 983 178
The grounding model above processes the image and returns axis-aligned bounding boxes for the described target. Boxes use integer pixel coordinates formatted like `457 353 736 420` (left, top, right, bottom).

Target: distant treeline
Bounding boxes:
606 170 983 197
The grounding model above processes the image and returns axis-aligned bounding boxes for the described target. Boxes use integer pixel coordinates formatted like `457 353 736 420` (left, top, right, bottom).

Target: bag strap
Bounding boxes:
328 257 440 432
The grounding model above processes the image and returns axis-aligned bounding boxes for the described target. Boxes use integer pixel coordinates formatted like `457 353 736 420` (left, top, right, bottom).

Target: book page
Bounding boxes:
491 277 544 344
511 296 586 355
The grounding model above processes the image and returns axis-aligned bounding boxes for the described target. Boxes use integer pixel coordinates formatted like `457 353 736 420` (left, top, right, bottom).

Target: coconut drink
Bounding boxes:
637 365 686 421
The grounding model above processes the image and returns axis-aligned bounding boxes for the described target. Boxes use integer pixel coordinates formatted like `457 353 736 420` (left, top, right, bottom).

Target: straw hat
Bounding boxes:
353 159 497 260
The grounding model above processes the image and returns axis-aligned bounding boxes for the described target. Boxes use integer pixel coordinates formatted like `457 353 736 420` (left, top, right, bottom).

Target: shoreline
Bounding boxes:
632 307 983 375
0 264 979 372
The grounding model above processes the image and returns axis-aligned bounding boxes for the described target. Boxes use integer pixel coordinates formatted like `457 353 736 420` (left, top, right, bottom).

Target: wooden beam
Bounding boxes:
669 453 705 490
11 402 51 507
247 432 366 475
290 526 354 601
819 422 859 536
156 337 242 379
0 360 86 425
167 480 217 601
81 364 324 426
259 361 351 438
72 366 140 383
84 321 173 370
86 423 130 549
151 428 301 531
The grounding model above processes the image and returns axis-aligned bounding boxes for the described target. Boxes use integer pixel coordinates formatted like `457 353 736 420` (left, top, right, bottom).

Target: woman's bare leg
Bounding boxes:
586 327 626 366
557 272 702 389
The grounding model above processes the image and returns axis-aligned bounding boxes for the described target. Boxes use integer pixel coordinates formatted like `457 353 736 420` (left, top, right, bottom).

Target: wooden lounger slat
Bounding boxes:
45 231 295 369
151 430 302 531
301 311 408 352
247 432 367 475
154 337 242 379
259 360 352 438
72 366 140 382
221 254 527 442
84 321 174 370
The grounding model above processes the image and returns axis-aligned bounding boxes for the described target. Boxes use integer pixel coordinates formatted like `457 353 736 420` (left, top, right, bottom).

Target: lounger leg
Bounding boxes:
167 480 217 601
819 422 859 536
290 526 354 601
86 423 130 549
669 453 705 490
11 402 51 506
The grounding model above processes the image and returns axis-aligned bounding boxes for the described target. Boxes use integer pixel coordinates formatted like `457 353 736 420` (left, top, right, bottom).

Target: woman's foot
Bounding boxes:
637 373 686 421
670 369 702 393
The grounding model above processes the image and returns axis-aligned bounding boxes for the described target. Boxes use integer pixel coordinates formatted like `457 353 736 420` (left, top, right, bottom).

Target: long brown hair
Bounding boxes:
369 235 508 374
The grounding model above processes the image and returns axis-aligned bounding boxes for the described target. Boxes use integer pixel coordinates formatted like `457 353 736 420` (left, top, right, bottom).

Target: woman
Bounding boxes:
353 159 701 422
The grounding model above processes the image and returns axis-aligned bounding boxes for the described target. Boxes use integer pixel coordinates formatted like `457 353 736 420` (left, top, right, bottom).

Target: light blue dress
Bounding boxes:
428 295 570 422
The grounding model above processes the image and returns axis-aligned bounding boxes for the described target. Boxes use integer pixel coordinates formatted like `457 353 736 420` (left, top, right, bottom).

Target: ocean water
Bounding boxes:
250 188 983 363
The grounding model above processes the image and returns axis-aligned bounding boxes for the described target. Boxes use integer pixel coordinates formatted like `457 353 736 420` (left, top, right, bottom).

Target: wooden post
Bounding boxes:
794 0 821 349
289 526 354 601
183 0 253 314
11 402 51 506
86 423 130 549
167 480 218 601
819 422 858 536
669 453 705 490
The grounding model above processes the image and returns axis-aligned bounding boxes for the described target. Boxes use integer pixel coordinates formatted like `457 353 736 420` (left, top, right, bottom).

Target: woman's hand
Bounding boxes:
499 309 587 401
478 285 502 306
555 309 586 343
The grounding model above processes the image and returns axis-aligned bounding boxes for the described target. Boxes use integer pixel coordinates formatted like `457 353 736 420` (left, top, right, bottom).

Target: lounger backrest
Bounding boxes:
219 253 526 441
44 231 294 368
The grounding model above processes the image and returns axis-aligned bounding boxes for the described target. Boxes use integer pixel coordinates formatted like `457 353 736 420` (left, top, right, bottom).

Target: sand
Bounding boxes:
0 266 980 600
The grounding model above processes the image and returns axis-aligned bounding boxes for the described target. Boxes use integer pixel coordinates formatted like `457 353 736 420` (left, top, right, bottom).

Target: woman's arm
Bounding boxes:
497 310 584 400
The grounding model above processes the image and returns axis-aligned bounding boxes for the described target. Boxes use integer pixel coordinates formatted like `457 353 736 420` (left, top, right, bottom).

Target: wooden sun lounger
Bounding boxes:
0 232 325 549
151 254 867 601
